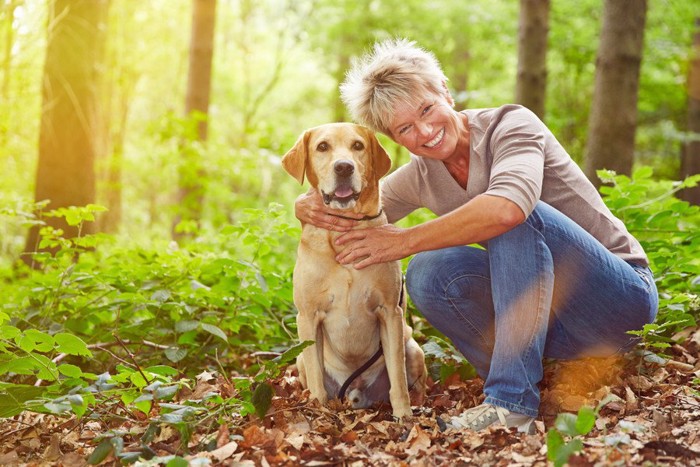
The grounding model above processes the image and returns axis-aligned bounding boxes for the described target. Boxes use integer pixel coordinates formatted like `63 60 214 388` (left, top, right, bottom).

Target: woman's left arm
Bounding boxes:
335 193 525 269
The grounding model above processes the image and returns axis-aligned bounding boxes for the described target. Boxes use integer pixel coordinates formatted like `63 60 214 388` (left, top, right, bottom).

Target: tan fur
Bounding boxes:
283 123 426 418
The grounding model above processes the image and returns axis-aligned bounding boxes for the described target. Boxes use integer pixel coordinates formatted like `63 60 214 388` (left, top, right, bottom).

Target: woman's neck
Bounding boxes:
444 113 470 189
444 153 469 189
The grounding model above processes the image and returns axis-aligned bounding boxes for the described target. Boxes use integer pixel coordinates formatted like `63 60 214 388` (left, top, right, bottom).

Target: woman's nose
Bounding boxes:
416 121 431 137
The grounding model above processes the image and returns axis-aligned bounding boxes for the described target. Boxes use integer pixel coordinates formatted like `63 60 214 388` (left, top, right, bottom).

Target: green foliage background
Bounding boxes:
0 1 698 455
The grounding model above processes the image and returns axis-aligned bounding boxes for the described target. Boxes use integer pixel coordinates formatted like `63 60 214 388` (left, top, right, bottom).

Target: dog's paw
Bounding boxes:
391 406 413 420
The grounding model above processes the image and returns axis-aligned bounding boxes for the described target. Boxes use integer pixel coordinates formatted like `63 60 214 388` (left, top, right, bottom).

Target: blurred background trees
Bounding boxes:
0 0 697 262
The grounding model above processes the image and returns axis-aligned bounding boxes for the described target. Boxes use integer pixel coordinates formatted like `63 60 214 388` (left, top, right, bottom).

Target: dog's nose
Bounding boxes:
334 160 354 177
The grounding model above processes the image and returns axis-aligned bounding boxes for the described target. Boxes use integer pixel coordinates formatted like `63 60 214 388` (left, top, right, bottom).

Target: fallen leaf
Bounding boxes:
43 433 63 461
210 440 238 461
404 425 431 456
285 433 305 450
216 423 230 448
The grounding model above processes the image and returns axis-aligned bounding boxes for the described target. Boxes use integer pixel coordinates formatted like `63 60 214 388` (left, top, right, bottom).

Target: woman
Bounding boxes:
295 39 658 433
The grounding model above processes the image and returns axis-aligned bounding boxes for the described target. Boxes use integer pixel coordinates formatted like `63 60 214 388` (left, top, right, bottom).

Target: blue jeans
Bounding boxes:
406 202 658 417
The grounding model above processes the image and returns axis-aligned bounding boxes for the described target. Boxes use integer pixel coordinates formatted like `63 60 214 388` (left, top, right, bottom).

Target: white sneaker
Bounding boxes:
449 403 535 434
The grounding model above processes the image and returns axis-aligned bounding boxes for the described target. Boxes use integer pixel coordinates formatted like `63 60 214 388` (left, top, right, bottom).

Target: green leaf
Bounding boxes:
44 398 72 414
145 365 180 377
273 340 314 366
546 429 565 462
166 457 190 467
0 356 41 376
553 412 580 436
0 385 48 417
575 406 596 435
33 354 58 381
88 439 114 465
21 329 55 353
175 320 199 333
154 385 179 400
553 438 583 467
55 333 92 357
251 382 273 419
632 166 653 180
201 323 229 342
0 325 21 340
165 347 188 362
58 364 83 378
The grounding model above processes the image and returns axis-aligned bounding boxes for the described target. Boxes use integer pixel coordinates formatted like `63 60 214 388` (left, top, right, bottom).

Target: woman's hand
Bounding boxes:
294 189 363 232
335 224 411 269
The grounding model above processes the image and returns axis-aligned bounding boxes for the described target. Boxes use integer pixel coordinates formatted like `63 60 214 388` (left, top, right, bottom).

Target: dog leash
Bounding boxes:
328 209 383 222
337 344 384 401
337 276 406 402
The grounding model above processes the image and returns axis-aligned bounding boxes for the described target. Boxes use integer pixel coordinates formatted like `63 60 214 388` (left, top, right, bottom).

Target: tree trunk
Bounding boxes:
24 0 109 261
174 0 217 239
584 0 647 187
515 0 549 120
680 18 700 205
96 1 140 234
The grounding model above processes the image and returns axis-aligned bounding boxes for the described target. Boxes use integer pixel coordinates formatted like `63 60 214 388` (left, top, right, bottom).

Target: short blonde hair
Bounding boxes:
340 38 448 135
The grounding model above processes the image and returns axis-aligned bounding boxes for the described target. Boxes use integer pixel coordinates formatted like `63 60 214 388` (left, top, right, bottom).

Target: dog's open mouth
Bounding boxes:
322 186 360 205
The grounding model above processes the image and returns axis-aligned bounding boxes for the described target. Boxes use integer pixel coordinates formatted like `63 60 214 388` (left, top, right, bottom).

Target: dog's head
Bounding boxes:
282 123 391 211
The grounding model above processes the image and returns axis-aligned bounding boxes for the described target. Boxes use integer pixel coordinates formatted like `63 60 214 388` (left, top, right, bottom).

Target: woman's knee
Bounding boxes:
406 250 445 308
406 246 489 311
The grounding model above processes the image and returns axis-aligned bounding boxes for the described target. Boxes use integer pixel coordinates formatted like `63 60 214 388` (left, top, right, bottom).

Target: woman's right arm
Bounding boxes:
294 189 359 232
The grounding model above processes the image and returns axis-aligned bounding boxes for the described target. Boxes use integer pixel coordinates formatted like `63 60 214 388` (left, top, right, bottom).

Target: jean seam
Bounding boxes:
445 274 490 346
519 222 550 406
485 396 539 418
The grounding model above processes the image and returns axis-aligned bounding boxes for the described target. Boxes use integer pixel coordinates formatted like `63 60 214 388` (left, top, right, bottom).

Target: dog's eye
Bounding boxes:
316 142 329 152
352 141 364 151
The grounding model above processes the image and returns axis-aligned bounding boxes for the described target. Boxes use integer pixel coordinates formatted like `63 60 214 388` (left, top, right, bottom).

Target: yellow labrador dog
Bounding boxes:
282 123 426 419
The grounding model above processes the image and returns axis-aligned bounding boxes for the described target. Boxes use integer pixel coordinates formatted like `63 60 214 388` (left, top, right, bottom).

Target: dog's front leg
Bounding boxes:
378 304 412 419
297 311 328 403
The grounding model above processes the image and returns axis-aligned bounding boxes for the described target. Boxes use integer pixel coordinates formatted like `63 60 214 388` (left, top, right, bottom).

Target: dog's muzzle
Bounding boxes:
322 160 360 206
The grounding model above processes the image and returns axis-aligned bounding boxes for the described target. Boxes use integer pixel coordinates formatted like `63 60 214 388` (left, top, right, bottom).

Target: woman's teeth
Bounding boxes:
424 128 444 148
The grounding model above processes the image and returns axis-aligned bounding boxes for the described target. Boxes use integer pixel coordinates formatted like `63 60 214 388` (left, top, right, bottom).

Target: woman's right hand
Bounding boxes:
295 189 360 232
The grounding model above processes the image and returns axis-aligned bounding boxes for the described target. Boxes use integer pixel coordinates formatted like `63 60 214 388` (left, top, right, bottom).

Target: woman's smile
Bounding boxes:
424 128 445 148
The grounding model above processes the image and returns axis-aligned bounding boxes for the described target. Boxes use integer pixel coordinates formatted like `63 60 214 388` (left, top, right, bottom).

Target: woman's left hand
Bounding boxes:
335 224 410 269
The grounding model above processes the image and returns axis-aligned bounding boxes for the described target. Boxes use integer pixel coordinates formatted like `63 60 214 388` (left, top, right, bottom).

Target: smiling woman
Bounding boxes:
294 38 658 434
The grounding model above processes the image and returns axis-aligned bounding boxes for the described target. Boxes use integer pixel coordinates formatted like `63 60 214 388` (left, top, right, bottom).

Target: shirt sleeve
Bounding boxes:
380 159 423 224
485 107 546 217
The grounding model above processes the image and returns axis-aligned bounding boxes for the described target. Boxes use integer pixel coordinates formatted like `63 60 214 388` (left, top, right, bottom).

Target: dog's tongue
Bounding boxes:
334 187 354 198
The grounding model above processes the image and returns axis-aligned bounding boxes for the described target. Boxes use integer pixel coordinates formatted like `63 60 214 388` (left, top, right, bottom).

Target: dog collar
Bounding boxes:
328 209 383 222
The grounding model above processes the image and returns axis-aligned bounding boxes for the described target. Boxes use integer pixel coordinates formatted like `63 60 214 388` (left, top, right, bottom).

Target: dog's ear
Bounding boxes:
282 130 311 184
369 132 392 181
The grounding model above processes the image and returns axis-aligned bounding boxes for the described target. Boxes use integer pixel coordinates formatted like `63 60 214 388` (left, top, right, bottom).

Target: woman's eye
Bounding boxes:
399 125 411 135
422 105 433 115
317 142 329 151
352 141 364 151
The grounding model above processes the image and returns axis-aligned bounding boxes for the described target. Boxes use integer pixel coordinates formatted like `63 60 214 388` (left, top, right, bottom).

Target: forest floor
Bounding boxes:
1 328 700 466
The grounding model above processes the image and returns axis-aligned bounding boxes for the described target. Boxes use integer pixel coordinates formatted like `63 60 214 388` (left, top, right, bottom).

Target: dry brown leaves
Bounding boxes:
2 329 700 466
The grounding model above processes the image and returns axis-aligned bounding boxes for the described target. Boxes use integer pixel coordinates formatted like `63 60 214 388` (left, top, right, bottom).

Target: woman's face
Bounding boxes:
388 89 468 163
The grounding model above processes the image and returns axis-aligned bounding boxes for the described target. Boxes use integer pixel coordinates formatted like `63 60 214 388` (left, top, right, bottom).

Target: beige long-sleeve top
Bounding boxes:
381 104 648 266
